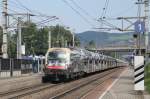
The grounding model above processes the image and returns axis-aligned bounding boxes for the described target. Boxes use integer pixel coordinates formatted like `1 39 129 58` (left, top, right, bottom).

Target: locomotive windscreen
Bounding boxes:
48 51 67 61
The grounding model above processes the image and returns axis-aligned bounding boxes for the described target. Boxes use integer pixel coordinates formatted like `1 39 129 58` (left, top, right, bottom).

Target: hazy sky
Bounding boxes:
0 0 141 33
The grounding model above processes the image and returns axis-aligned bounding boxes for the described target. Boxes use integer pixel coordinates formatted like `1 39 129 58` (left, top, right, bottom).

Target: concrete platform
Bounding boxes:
100 67 150 99
12 71 21 77
0 72 10 77
0 73 42 93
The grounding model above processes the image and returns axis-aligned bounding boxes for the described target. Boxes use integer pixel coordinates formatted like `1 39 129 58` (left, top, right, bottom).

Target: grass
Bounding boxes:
145 63 150 93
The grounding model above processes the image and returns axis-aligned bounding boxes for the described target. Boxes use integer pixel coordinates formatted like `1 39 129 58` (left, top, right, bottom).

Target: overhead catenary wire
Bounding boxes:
8 0 40 16
100 0 109 19
36 18 58 26
70 0 95 20
96 0 129 32
9 0 56 19
137 0 142 20
8 0 29 12
6 0 59 28
6 0 97 29
98 0 110 29
13 0 58 19
111 4 135 18
0 2 22 28
97 19 119 30
14 0 33 13
61 0 95 27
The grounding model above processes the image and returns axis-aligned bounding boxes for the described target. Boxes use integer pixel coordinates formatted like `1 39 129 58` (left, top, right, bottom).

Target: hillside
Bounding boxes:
76 31 135 47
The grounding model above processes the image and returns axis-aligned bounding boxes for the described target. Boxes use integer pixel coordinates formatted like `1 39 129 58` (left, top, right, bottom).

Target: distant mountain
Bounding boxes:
76 31 135 47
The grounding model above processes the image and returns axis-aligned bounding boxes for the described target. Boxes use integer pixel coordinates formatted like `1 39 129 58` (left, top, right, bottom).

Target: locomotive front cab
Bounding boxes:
43 48 70 75
47 51 68 69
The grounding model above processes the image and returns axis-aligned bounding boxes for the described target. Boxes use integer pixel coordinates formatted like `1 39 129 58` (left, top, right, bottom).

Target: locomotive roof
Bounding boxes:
46 48 124 63
47 48 71 53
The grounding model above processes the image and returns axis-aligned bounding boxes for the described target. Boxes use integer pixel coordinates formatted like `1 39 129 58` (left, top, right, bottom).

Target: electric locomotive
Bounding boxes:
42 47 126 82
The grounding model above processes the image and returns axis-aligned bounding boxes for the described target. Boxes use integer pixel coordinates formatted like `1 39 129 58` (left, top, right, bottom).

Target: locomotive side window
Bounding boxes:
70 53 80 60
90 60 92 64
95 60 98 65
84 59 88 65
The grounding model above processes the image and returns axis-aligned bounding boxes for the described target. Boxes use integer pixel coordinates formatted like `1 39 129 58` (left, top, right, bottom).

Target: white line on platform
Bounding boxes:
99 68 127 99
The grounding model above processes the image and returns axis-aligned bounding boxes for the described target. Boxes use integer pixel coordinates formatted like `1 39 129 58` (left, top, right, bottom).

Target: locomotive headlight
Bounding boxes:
48 62 53 66
58 63 67 69
58 63 65 66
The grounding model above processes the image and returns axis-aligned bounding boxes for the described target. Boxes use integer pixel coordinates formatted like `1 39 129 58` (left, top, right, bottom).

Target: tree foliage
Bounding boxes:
0 22 80 57
85 40 96 49
22 22 37 55
8 33 17 58
0 24 81 57
21 23 80 56
50 25 80 48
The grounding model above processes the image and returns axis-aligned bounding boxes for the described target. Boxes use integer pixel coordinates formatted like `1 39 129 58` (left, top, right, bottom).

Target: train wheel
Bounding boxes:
62 74 69 82
42 76 48 83
69 73 74 80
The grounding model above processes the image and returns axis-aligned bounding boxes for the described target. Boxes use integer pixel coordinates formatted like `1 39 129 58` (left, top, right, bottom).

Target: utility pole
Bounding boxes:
71 29 75 48
7 14 33 58
2 0 8 58
48 31 51 48
137 0 142 55
72 32 75 48
17 17 22 59
144 0 149 55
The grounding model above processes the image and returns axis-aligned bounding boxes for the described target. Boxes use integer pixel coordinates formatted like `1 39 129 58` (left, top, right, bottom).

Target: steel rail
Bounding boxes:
50 68 122 99
1 83 59 99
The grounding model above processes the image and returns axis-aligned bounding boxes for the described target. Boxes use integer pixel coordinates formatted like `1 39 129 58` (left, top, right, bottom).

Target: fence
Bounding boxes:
0 58 44 77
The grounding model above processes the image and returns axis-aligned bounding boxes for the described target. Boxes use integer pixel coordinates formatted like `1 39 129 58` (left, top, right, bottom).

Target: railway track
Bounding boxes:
0 67 124 99
0 83 59 99
49 67 124 99
0 83 42 96
0 74 42 94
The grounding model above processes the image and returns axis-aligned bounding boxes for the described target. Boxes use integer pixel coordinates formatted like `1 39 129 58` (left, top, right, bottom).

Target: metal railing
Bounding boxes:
0 58 44 77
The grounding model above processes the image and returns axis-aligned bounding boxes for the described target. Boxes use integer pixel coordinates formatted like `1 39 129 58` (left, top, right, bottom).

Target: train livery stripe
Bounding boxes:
134 56 144 91
47 66 65 69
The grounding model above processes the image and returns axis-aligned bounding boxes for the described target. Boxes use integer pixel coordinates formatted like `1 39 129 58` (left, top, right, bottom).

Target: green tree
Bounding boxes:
50 25 80 47
7 23 81 56
8 33 17 58
34 28 49 55
74 36 80 47
1 23 81 57
22 22 37 55
85 40 96 49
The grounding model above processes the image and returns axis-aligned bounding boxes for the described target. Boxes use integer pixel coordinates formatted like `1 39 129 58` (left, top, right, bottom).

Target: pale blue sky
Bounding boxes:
1 0 140 32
